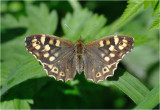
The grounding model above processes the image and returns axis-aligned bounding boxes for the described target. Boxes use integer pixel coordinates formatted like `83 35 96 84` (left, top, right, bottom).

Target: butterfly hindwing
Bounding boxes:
43 51 76 81
25 34 76 81
83 52 118 83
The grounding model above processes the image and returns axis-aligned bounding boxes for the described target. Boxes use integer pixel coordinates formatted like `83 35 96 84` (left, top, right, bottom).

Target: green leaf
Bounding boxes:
122 45 159 80
61 8 106 42
109 0 145 33
0 99 33 109
1 3 58 34
134 85 159 109
149 16 160 30
68 0 82 11
99 68 150 105
152 0 159 17
1 3 58 85
1 57 46 96
25 3 58 34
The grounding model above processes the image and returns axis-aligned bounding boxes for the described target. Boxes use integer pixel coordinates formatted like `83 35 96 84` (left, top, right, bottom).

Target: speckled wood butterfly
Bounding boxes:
25 34 134 83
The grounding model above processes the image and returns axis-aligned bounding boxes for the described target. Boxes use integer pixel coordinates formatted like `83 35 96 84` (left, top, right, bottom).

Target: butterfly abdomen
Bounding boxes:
75 38 84 74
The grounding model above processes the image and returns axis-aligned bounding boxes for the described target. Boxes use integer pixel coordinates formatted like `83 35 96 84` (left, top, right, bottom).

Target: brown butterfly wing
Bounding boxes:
85 35 134 65
83 51 118 83
83 35 134 83
25 34 76 81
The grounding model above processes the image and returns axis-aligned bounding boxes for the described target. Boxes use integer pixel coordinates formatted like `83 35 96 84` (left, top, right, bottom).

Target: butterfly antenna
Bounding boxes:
64 23 73 34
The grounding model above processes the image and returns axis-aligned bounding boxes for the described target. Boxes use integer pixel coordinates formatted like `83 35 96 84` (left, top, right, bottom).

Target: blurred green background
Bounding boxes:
1 0 159 109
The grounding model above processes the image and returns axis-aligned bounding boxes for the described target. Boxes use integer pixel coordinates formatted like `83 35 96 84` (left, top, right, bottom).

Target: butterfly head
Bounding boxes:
77 36 83 43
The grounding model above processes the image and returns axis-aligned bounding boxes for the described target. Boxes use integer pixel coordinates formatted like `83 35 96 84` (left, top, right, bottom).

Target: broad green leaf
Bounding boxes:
1 57 46 96
68 0 82 11
99 68 150 105
134 85 159 109
25 3 58 34
152 0 159 17
61 8 106 42
122 45 159 80
144 0 158 9
1 3 58 34
109 0 145 33
149 16 160 30
0 99 33 109
1 3 58 85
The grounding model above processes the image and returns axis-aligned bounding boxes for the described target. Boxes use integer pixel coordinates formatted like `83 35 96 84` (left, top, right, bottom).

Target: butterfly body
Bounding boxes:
25 34 134 83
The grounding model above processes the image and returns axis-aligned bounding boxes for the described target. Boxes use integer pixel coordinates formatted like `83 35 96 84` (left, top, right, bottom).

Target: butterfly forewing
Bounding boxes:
25 34 76 81
85 35 134 65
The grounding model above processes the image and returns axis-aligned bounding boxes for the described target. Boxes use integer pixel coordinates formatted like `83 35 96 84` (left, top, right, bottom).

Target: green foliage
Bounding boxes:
149 16 160 30
100 68 150 105
0 99 33 109
1 0 159 109
134 85 160 109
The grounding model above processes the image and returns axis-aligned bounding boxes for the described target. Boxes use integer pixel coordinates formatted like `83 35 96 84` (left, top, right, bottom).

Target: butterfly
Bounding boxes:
25 34 134 83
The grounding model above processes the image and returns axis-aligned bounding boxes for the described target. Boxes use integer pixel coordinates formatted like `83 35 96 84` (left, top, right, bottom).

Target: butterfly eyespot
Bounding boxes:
60 72 65 76
102 67 109 74
36 41 40 44
119 42 123 45
96 72 102 77
51 67 58 74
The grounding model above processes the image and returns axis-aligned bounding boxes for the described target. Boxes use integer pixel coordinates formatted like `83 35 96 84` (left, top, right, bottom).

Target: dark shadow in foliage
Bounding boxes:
1 27 27 43
145 61 159 89
1 66 134 109
80 1 127 25
107 65 126 81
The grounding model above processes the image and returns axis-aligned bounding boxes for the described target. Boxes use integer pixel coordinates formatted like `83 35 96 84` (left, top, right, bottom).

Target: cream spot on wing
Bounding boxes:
114 35 119 45
119 45 124 50
32 42 37 47
107 65 111 68
96 72 102 78
104 56 110 62
106 40 110 45
43 53 49 58
92 69 95 72
101 53 105 57
119 53 123 56
110 53 115 57
102 67 109 74
55 40 60 47
99 40 104 47
35 52 40 56
121 41 128 47
49 56 55 61
32 39 37 42
35 45 41 50
119 39 127 48
60 72 65 76
54 53 58 57
48 65 53 69
123 39 128 43
45 45 50 51
41 35 45 45
49 39 54 45
51 66 58 74
109 45 116 51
